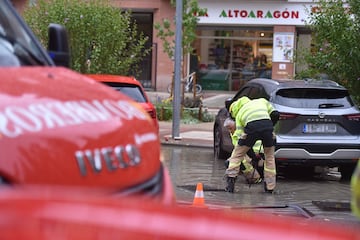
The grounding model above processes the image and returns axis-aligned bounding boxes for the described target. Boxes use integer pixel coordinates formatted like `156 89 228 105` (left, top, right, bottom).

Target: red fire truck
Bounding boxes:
0 0 174 204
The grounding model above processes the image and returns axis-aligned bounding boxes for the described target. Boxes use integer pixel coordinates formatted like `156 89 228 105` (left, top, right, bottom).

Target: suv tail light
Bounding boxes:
344 113 360 121
279 112 299 120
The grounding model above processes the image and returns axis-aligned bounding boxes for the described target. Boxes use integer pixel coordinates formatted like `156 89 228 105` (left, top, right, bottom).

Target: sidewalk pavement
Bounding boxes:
158 121 215 148
146 90 235 148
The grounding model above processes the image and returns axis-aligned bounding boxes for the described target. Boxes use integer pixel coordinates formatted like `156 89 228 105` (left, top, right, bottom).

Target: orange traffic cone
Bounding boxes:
192 182 207 208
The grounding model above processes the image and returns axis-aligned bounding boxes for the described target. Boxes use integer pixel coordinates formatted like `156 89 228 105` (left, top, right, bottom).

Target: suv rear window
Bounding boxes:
273 88 354 109
102 82 147 103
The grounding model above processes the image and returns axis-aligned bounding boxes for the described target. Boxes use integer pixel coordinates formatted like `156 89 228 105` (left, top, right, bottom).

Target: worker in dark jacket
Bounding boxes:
225 96 279 193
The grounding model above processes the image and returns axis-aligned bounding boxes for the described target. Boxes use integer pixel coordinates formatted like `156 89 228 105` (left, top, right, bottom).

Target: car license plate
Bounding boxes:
303 124 337 133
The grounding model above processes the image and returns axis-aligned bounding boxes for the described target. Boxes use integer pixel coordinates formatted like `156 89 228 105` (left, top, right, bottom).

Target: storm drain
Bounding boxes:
232 205 314 218
177 184 314 218
312 201 351 211
178 184 224 192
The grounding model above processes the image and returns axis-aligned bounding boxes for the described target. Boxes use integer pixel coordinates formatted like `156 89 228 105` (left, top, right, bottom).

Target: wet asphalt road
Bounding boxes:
161 145 360 229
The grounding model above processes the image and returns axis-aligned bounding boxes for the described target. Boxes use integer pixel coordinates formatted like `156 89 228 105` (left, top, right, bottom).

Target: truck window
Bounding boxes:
0 1 54 66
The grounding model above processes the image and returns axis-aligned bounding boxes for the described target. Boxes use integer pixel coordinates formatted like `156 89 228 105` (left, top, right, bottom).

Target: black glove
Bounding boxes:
246 148 257 160
270 110 280 125
247 148 261 168
250 154 261 167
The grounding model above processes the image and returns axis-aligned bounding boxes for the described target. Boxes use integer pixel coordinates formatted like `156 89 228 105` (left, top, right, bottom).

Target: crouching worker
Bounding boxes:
224 97 279 193
224 118 262 185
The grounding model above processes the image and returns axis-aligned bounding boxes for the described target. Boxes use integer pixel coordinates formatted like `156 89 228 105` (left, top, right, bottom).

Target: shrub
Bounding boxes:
299 0 360 104
23 0 150 77
155 97 214 123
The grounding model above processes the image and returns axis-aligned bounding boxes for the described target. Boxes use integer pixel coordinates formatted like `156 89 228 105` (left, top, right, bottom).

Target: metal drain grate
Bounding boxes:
312 201 351 211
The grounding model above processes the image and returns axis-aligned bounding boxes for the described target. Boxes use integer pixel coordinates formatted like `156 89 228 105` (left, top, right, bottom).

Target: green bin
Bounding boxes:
198 70 229 91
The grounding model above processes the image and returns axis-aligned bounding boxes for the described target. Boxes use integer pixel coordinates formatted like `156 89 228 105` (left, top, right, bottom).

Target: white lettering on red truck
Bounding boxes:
75 144 141 176
0 99 148 138
134 133 158 145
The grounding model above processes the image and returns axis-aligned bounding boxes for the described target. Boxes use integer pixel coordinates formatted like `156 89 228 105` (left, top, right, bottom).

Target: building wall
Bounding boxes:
11 0 27 13
113 0 175 91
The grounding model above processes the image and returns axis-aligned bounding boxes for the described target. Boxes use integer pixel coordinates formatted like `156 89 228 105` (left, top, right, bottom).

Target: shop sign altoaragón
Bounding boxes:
218 9 299 20
197 2 311 26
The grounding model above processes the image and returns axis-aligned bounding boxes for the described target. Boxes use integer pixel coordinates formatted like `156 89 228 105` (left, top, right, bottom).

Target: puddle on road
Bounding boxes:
161 146 357 224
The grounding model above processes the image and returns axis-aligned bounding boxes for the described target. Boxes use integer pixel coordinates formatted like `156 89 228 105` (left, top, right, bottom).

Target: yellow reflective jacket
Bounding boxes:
253 140 263 154
351 160 360 219
229 97 275 141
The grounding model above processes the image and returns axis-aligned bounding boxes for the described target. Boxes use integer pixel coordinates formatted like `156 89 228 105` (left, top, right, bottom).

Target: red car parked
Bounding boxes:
87 74 159 131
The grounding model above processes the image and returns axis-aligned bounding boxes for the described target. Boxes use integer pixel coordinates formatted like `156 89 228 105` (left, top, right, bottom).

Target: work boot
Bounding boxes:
263 182 273 193
225 176 237 193
263 178 276 193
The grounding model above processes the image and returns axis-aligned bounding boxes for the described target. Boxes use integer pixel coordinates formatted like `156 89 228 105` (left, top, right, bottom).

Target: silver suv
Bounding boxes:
213 78 360 179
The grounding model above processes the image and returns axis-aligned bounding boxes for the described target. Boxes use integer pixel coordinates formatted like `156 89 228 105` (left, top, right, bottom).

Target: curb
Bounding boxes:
161 139 213 149
158 121 214 148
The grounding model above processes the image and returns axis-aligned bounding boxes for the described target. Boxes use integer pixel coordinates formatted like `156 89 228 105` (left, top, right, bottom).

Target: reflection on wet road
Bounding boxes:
161 146 359 227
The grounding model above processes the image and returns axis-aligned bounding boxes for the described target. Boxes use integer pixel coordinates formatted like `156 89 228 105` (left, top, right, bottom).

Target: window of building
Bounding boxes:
130 12 154 88
197 28 273 90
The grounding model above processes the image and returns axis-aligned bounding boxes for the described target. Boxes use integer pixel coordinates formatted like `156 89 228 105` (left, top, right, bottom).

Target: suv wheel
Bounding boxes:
214 124 228 160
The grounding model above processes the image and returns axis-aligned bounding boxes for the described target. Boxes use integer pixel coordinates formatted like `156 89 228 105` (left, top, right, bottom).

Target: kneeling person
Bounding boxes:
224 118 262 187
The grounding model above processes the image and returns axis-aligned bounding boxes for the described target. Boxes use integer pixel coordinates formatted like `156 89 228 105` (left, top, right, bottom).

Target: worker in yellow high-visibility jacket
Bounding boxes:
351 160 360 219
225 96 279 193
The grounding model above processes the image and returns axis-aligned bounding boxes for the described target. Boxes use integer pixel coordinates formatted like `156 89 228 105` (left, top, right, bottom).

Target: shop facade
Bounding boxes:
117 0 315 92
130 0 315 92
195 0 314 91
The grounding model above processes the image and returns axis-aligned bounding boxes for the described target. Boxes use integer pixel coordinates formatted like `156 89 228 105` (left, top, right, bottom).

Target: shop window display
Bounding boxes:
198 30 273 91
